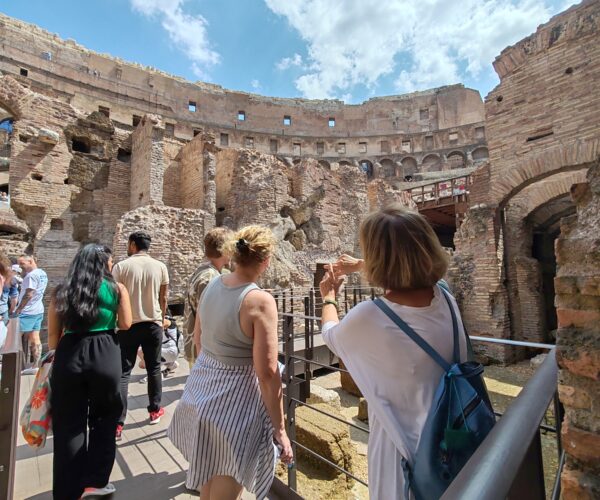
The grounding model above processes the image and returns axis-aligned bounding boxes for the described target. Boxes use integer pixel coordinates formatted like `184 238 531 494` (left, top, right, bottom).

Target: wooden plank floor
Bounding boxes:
14 359 261 499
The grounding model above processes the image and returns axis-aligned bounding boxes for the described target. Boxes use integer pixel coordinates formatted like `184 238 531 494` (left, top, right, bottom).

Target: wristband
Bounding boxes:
323 299 338 309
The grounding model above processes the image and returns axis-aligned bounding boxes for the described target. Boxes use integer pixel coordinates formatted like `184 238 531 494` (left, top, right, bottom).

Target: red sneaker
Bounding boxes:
115 424 123 441
149 407 164 425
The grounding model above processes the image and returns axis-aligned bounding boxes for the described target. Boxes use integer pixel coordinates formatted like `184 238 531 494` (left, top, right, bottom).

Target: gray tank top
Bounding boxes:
198 276 259 366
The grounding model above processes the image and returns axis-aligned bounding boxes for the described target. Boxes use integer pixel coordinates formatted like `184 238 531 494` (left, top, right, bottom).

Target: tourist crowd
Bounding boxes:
5 203 488 500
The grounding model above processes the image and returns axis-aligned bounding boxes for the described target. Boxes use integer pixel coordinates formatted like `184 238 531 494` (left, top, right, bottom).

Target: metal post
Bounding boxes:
0 349 22 500
344 287 349 314
353 288 357 308
553 390 564 459
283 315 297 491
303 296 311 401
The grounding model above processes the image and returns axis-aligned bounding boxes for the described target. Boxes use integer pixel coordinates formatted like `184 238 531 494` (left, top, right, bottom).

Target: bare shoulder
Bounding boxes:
244 289 276 311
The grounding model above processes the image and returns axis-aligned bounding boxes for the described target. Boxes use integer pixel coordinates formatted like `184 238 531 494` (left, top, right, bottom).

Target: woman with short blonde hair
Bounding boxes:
321 204 466 499
169 225 293 500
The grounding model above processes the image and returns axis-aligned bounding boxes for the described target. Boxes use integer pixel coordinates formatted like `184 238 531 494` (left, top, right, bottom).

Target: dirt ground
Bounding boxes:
279 360 559 499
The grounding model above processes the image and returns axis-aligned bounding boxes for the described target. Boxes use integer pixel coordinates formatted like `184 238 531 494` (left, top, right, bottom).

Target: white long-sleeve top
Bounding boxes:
322 286 467 500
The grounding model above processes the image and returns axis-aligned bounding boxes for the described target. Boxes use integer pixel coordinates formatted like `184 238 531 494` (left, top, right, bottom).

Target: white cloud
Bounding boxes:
251 79 262 90
265 0 564 99
130 0 220 78
276 53 304 71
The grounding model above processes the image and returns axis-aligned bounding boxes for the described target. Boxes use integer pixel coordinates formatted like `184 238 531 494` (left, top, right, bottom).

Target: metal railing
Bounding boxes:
0 320 22 500
277 286 563 499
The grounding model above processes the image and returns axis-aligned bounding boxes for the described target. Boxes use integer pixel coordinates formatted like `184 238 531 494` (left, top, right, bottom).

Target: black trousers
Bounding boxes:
118 321 163 424
50 330 122 500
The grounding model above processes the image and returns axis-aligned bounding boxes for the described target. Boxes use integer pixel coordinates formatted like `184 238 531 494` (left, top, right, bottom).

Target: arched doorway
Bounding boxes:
472 146 489 165
422 154 441 172
380 158 395 178
447 151 465 169
502 169 587 348
401 157 417 180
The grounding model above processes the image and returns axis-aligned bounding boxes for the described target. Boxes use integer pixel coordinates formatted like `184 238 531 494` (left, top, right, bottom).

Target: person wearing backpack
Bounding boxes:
321 204 494 500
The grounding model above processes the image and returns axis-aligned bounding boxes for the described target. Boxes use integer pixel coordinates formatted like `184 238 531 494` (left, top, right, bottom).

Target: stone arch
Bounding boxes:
401 156 418 178
380 158 395 178
501 168 588 348
447 151 465 169
318 159 331 169
338 160 352 167
494 139 600 208
471 146 489 164
422 154 441 172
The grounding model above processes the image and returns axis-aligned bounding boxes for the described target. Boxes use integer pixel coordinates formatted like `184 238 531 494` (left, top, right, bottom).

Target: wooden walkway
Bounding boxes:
14 361 262 499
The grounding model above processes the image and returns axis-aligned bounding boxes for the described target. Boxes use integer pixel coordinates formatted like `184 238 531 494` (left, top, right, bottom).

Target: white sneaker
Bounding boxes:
81 483 116 497
21 367 39 375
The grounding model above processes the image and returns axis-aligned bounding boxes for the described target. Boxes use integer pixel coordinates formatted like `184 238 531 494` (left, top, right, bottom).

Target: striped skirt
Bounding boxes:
168 352 276 499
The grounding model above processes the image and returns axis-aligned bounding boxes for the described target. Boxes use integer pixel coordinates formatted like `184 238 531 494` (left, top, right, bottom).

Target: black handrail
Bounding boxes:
441 349 558 500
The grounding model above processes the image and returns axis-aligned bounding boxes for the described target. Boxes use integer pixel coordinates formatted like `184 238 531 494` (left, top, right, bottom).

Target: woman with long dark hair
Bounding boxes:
48 244 132 500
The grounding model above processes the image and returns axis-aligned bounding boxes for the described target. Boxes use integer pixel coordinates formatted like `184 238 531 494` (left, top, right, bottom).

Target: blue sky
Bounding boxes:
1 0 576 103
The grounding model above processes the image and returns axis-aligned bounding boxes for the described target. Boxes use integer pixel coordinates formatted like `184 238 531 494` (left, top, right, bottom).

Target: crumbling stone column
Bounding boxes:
555 163 600 499
130 114 164 208
448 205 513 363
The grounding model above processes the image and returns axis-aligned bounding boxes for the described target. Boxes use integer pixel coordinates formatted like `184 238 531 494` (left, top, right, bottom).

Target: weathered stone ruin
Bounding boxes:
0 1 599 494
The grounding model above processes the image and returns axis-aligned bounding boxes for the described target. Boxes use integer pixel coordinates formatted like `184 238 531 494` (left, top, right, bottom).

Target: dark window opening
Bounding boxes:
63 178 69 184
245 136 254 148
188 101 197 112
419 108 429 120
359 142 367 154
217 207 225 212
238 111 246 121
270 139 278 153
117 148 131 162
19 135 28 143
98 106 110 118
283 116 291 126
527 131 554 142
32 173 43 181
132 115 142 127
72 137 91 153
20 68 28 77
220 133 229 146
475 126 485 139
449 132 458 144
50 218 64 230
165 123 175 136
316 142 324 155
193 129 201 137
293 143 301 155
337 142 346 154
328 118 335 128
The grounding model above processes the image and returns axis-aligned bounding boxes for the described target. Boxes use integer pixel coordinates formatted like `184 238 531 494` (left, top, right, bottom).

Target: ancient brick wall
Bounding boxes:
178 135 206 210
112 205 213 303
555 163 600 498
0 13 488 180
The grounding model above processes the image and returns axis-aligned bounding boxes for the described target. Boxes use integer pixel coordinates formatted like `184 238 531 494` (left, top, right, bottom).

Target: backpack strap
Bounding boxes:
438 287 460 364
374 297 452 372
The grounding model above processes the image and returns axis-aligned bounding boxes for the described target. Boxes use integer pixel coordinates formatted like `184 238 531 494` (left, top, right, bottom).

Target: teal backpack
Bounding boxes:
374 286 495 500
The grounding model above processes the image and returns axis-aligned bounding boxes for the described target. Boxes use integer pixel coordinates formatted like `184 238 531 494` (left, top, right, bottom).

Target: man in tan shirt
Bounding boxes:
113 231 169 437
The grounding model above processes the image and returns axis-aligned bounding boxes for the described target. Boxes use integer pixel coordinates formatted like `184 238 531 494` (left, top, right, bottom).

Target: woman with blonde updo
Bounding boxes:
169 225 293 500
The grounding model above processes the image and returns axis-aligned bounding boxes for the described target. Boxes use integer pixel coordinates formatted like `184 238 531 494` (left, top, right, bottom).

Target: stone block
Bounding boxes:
557 308 600 329
562 466 600 500
339 359 362 397
562 420 600 464
307 384 341 410
295 403 355 480
557 345 600 381
558 384 591 410
38 128 59 144
357 398 368 422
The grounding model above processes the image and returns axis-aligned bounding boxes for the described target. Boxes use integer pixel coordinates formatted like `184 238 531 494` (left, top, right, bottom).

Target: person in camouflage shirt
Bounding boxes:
183 228 233 364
